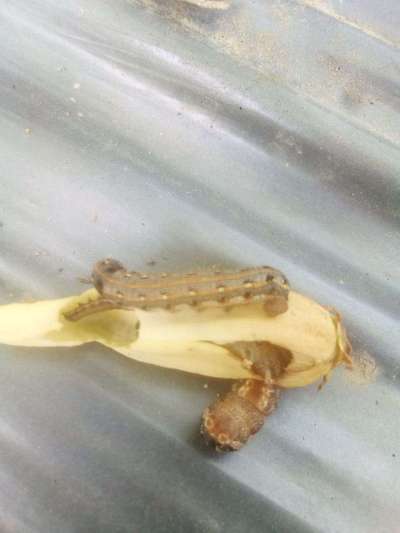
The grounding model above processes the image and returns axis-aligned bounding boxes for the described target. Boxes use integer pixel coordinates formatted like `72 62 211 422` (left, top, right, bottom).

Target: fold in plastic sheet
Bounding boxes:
0 1 399 532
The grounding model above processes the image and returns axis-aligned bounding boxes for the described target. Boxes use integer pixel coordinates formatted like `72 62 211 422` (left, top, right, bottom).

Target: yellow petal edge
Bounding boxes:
0 289 351 387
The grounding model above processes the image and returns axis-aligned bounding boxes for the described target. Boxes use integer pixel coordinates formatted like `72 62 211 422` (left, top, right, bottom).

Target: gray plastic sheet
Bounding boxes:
0 1 399 532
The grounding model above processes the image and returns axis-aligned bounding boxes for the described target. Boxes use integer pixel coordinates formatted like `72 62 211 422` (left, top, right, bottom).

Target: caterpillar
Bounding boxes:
64 258 289 320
